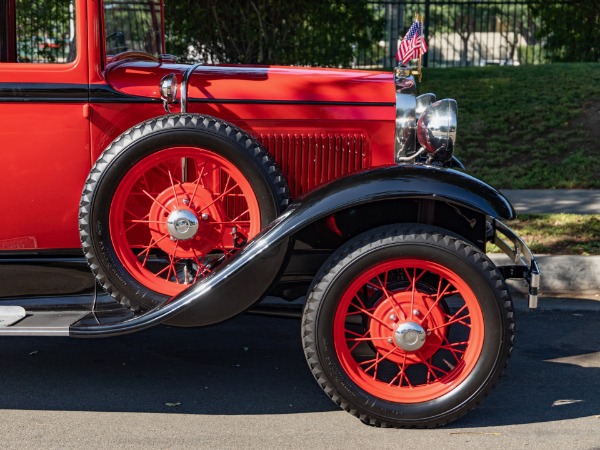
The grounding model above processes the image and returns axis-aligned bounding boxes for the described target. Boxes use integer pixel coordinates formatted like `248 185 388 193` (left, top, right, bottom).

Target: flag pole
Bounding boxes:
418 14 424 82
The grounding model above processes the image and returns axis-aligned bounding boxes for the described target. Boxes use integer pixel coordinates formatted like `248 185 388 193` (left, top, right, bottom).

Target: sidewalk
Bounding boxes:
494 189 599 304
501 189 600 214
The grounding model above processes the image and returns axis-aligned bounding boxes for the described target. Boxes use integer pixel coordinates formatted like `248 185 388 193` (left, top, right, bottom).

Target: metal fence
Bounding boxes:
356 0 568 68
16 0 75 63
15 0 570 67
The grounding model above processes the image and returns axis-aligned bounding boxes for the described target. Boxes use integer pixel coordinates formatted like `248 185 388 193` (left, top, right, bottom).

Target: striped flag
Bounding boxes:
396 19 428 64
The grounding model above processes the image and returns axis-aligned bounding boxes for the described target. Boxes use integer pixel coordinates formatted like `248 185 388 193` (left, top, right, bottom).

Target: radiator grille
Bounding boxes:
257 133 368 198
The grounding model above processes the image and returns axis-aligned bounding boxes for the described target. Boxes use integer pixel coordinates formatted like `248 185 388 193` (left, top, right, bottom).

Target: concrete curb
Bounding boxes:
489 254 600 297
493 189 599 307
262 254 600 313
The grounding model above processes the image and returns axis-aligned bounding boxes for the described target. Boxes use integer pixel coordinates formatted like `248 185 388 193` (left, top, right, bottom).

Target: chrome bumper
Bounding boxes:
491 219 541 308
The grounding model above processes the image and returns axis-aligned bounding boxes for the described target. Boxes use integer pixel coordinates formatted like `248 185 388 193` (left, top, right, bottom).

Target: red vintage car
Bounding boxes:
0 0 539 428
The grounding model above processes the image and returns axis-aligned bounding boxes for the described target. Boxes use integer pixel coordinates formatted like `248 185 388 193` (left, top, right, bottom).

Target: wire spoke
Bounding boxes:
154 262 172 279
210 221 251 225
154 161 181 184
141 189 171 214
348 336 393 342
199 176 239 213
231 209 250 222
137 233 170 267
167 169 180 208
428 313 471 332
127 219 163 225
190 161 208 199
347 330 371 352
447 303 469 323
344 328 365 338
352 305 394 331
440 337 467 360
351 293 370 312
418 354 448 383
169 242 180 284
368 272 407 320
360 348 396 375
389 353 410 387
420 277 458 323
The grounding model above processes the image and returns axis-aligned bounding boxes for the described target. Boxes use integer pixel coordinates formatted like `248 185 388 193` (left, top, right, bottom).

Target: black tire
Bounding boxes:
301 224 514 428
79 114 290 311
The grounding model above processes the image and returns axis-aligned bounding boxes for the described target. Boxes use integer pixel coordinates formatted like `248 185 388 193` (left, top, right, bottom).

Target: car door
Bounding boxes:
0 0 90 251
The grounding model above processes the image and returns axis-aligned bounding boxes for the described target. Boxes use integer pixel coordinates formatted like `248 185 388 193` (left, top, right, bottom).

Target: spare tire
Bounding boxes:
79 114 290 311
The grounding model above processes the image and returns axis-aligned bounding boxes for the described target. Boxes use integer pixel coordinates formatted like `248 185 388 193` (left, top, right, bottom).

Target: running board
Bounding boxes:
0 303 134 337
0 309 88 336
0 301 305 337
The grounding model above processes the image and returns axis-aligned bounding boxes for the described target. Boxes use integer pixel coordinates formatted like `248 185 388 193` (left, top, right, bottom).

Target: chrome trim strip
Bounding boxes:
0 327 70 336
180 63 203 113
393 68 417 162
493 219 541 308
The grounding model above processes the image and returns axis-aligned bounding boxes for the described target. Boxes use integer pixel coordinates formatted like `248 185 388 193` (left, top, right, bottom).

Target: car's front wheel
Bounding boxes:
302 224 514 428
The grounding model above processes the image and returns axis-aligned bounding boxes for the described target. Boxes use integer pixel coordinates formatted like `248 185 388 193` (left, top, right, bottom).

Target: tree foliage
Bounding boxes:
530 0 600 62
164 0 383 66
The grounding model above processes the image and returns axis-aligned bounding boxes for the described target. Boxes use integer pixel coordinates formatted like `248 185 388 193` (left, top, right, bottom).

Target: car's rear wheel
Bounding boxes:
80 114 289 311
302 224 514 428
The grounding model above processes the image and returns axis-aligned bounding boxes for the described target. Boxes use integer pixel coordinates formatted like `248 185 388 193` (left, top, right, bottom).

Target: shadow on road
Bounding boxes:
458 309 600 427
1 310 599 427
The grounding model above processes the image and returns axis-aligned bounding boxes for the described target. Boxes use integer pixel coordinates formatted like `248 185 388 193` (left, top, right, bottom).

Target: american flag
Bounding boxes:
396 19 428 64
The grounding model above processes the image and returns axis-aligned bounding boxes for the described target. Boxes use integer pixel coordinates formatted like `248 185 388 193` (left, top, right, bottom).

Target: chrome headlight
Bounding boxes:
415 93 436 120
416 99 457 164
159 73 178 113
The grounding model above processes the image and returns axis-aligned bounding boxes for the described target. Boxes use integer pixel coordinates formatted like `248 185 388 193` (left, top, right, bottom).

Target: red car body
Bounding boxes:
0 0 394 250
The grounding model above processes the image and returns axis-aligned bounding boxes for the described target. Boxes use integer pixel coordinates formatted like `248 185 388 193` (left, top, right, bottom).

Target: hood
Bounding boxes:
104 60 395 105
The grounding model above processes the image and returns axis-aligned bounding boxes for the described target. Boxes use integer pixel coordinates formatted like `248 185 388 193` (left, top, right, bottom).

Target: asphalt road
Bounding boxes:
1 301 599 449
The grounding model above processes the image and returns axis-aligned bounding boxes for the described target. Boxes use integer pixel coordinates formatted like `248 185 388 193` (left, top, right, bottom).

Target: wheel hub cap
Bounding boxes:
394 321 426 351
167 209 199 240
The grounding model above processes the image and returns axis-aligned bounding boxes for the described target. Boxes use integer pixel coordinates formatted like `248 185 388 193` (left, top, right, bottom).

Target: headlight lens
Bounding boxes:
416 99 457 164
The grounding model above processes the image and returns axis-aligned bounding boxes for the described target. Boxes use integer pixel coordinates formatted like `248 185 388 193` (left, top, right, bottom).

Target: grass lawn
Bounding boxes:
420 63 600 189
488 214 600 255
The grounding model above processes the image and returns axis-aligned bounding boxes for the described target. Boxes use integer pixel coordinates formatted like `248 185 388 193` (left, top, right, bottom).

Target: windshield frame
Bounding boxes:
101 0 165 65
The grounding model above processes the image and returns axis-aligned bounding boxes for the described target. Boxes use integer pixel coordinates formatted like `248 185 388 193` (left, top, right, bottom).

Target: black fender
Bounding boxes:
70 165 513 335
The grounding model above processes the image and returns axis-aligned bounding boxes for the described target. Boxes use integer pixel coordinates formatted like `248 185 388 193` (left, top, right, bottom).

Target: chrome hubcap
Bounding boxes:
166 209 199 240
394 321 426 351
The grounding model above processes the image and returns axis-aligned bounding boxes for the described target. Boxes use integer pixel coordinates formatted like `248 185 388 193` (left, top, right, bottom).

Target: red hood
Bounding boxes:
104 61 395 104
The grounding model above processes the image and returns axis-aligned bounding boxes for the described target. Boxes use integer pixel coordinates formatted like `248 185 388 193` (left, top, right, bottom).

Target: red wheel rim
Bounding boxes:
109 147 261 296
333 258 484 403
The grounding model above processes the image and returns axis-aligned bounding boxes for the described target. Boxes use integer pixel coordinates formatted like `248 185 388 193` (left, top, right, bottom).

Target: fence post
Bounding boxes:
388 2 401 68
423 0 430 67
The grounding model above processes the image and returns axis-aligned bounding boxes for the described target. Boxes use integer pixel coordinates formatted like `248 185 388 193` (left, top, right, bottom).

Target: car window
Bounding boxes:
14 0 76 63
104 0 162 59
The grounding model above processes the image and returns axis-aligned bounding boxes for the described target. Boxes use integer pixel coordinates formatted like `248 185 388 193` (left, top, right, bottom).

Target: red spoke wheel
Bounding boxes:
302 225 514 428
110 147 261 296
80 115 289 311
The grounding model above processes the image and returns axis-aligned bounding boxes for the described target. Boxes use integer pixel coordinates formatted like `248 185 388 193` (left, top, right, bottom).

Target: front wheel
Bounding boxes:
302 224 514 428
